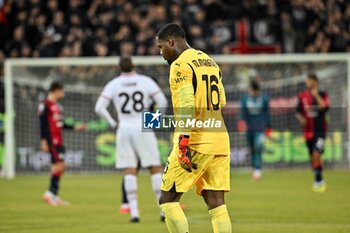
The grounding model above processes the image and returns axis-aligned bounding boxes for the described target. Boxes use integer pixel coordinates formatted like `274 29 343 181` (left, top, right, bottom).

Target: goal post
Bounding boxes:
3 54 350 178
348 55 350 171
3 60 15 179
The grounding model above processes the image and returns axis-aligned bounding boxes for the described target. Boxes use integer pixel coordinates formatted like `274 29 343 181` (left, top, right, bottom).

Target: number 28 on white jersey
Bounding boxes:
99 72 167 127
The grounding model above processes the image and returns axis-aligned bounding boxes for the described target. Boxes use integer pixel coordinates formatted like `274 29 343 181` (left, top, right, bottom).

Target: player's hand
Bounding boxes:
310 87 319 97
296 113 306 126
237 120 247 133
74 123 87 132
112 124 118 131
40 139 49 152
265 128 272 137
178 134 198 173
110 122 118 131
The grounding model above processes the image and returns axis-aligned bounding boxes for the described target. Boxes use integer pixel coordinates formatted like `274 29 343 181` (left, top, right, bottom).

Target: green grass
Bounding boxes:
0 170 350 233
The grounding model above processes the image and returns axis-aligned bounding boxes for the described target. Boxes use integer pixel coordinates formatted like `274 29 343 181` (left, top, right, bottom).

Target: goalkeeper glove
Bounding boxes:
237 120 247 133
265 127 272 137
178 134 198 172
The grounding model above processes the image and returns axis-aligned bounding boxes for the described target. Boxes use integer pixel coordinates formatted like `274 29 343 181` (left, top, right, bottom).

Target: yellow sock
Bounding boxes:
208 204 232 233
160 202 189 233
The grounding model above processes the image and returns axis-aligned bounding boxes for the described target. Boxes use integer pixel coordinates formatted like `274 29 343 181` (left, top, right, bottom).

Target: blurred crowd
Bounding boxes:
0 0 350 76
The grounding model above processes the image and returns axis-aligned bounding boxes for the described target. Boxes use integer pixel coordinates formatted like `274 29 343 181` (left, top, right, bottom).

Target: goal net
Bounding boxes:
3 54 350 177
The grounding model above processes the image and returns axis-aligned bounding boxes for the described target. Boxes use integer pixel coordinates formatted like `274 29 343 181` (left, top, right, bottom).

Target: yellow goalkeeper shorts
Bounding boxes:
161 147 230 196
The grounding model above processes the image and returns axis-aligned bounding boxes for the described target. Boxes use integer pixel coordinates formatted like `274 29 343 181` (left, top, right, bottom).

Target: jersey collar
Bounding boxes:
120 71 137 77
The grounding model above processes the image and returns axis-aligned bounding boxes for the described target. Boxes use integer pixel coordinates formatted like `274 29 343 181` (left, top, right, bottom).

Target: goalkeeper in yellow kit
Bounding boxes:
156 23 232 233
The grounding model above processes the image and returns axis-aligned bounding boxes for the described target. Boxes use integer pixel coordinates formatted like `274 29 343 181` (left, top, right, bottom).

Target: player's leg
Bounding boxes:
312 150 323 180
50 161 65 195
310 137 326 192
120 160 141 214
159 191 189 233
149 165 165 221
202 190 231 233
119 177 129 214
132 131 164 219
159 149 210 232
51 161 70 205
247 133 258 180
49 147 65 197
124 167 140 221
50 146 69 206
43 162 64 206
252 132 264 181
43 145 65 206
197 155 231 233
247 133 254 169
116 128 140 221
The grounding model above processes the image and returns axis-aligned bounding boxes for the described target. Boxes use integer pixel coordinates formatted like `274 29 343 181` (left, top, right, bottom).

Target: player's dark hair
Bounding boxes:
119 56 134 73
307 74 318 82
156 23 186 40
49 82 63 92
250 80 260 91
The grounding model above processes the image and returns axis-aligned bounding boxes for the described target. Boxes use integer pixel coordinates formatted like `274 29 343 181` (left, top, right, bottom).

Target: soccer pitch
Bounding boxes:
1 170 350 233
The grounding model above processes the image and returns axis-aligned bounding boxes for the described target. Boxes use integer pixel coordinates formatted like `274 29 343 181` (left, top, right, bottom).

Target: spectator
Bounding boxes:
95 42 109 57
5 25 25 55
0 0 348 66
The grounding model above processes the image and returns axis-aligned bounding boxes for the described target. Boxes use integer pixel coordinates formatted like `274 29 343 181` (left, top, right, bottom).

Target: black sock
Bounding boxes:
121 177 128 204
49 175 60 195
314 167 323 182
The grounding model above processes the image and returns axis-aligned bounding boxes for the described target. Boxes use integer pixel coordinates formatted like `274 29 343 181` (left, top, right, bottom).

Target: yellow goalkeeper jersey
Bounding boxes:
169 48 230 155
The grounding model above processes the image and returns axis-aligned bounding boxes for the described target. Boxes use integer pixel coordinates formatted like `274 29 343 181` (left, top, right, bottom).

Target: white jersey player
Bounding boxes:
95 57 168 222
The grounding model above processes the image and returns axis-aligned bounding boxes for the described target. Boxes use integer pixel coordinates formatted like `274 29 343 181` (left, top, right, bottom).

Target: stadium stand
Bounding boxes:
0 0 349 77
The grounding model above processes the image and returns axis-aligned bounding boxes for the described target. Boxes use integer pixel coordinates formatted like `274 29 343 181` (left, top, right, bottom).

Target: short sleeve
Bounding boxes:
170 62 193 91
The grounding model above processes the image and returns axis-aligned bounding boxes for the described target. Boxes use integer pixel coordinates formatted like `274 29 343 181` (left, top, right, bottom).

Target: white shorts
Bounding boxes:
116 127 161 169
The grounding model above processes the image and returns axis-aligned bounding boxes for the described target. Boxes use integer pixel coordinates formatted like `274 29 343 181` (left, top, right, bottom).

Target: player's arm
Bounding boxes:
171 62 197 172
174 63 195 135
178 86 196 172
95 95 117 129
178 86 195 134
295 94 306 126
149 79 168 110
218 69 226 108
315 91 330 113
63 119 87 131
312 92 327 110
95 82 118 129
314 94 327 109
63 119 74 130
38 103 49 152
295 113 306 126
